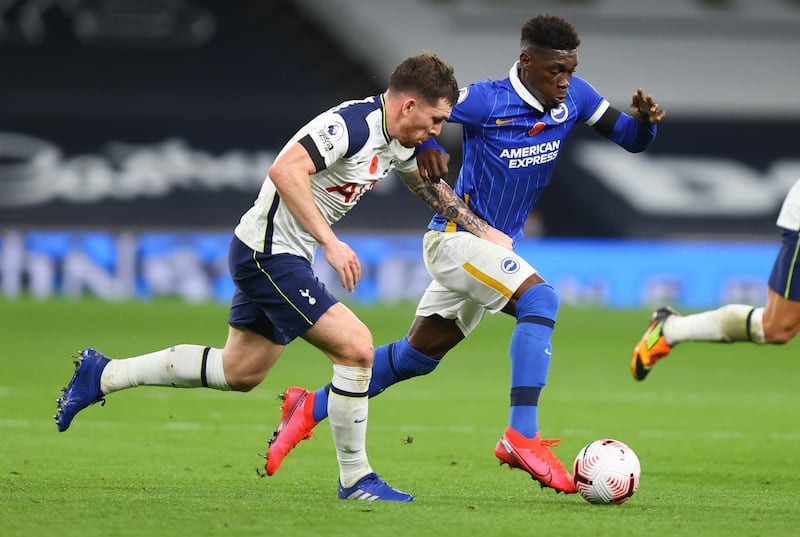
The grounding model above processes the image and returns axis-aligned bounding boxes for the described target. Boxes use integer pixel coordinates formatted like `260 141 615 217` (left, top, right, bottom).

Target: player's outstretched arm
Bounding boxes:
398 170 513 249
594 88 666 153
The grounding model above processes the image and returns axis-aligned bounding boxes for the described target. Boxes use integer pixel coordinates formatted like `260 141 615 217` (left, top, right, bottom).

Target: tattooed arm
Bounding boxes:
398 170 513 249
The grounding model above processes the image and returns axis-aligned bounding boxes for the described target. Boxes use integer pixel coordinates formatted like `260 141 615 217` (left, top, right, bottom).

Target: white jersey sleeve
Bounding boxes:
300 111 350 169
234 95 416 261
776 179 800 232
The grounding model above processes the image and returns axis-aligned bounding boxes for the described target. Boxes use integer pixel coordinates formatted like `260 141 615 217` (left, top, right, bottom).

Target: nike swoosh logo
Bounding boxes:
354 417 367 423
499 438 553 482
495 118 513 125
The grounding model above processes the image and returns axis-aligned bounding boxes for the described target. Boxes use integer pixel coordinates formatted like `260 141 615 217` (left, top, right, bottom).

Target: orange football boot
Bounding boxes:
495 426 577 494
265 387 319 476
631 306 678 381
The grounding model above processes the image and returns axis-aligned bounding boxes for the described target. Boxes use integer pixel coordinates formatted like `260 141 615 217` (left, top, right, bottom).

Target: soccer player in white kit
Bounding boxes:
632 178 800 380
54 52 511 502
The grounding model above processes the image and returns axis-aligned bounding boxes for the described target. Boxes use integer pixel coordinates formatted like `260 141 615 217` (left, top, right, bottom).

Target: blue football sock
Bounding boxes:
311 384 330 423
311 336 440 422
508 283 559 438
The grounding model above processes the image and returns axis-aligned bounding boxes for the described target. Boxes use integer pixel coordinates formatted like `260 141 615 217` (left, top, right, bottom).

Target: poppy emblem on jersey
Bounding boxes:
501 257 520 274
549 103 568 123
528 122 545 136
369 155 379 174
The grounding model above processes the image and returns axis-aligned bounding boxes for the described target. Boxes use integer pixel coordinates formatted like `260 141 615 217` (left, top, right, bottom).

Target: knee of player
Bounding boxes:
331 336 374 368
515 282 560 321
350 323 375 364
219 347 271 391
762 319 800 344
536 283 560 311
227 372 265 392
350 341 375 368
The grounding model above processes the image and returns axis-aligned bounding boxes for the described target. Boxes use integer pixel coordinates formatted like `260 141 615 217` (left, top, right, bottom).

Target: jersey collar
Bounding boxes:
379 93 391 143
509 61 545 112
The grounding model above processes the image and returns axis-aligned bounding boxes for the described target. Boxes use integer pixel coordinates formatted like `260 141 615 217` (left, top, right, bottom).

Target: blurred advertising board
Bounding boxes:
0 230 774 309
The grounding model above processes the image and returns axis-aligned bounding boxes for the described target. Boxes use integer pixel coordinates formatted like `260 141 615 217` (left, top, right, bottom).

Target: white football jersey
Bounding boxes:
776 179 800 232
235 94 418 260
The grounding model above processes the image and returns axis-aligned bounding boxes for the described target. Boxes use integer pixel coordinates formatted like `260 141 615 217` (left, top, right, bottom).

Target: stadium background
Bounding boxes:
2 0 800 308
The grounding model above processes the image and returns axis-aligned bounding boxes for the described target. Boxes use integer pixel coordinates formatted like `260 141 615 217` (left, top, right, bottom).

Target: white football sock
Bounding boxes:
328 364 373 488
100 345 230 394
748 307 766 344
664 305 764 345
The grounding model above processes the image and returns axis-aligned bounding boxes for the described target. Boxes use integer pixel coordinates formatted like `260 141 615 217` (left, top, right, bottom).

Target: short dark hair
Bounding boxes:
388 52 459 107
520 15 580 51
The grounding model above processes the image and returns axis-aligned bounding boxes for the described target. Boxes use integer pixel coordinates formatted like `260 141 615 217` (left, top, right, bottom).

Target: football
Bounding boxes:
573 438 641 504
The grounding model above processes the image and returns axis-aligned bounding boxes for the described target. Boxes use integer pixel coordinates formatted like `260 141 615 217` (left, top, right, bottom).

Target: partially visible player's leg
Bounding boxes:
58 237 316 432
632 225 800 379
100 343 232 393
421 231 575 493
504 276 554 439
763 226 800 343
494 277 576 494
311 319 459 421
54 326 278 432
266 318 458 476
56 344 230 432
267 289 467 476
763 289 800 343
662 304 764 344
56 239 293 432
303 301 413 501
631 304 764 381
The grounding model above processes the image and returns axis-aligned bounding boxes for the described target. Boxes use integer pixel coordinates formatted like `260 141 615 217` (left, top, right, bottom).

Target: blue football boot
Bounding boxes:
338 472 414 502
55 348 110 432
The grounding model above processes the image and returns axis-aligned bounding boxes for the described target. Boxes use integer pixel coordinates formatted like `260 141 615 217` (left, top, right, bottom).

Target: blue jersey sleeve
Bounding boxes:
416 137 446 155
572 76 657 153
448 81 493 127
570 77 607 123
606 113 657 153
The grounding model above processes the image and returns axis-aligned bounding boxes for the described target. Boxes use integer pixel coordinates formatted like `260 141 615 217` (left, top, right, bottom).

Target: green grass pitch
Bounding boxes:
1 298 798 536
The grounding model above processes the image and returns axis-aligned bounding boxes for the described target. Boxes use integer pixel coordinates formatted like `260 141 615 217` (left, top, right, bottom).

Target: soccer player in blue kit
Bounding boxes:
267 15 666 494
53 52 512 502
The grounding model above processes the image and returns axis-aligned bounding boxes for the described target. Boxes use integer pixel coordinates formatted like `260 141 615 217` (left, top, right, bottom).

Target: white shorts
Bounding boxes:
415 230 538 336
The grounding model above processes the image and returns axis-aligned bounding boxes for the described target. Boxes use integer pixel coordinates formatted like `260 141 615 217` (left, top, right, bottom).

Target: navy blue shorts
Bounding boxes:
227 236 338 344
768 228 800 301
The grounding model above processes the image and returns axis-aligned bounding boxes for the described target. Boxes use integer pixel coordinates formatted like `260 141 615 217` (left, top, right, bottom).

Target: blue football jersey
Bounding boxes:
428 62 611 244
